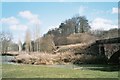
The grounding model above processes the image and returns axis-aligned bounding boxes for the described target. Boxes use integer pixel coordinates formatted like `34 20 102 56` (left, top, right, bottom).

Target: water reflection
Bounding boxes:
2 56 15 64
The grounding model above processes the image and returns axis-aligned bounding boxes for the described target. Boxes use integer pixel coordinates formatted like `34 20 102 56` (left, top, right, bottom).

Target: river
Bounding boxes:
1 55 16 64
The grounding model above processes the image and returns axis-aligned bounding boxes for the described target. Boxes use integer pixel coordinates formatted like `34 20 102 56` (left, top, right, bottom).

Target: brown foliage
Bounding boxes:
40 35 56 52
54 33 97 46
67 33 97 44
14 51 76 65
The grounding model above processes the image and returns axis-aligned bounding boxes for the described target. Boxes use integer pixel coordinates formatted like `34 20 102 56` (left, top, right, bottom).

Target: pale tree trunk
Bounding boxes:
25 30 32 54
18 39 22 53
35 24 40 52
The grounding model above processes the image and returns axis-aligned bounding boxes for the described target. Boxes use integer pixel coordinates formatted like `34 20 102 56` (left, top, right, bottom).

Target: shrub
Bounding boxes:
53 33 97 46
14 51 77 65
67 33 97 44
73 54 107 64
54 36 68 46
40 35 56 52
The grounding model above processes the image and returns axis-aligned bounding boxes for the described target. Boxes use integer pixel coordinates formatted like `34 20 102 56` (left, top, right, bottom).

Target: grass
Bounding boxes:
2 64 118 78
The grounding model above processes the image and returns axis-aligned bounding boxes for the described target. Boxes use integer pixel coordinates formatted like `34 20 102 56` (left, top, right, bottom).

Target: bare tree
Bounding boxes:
0 31 12 54
40 35 55 52
25 30 32 54
18 39 22 52
34 23 40 52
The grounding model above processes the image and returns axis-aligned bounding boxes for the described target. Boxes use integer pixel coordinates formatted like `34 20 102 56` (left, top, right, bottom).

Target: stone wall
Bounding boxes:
104 43 120 59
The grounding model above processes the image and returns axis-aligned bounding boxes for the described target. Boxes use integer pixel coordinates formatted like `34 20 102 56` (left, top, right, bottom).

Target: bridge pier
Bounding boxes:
99 44 105 56
91 37 120 64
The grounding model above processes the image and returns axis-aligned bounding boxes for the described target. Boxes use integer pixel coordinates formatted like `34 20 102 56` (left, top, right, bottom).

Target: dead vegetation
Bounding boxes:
14 51 106 65
67 33 97 44
13 33 106 65
39 35 56 52
14 42 106 65
14 51 76 65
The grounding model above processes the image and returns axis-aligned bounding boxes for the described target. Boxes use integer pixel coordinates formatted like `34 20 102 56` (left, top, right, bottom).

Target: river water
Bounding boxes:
1 55 15 64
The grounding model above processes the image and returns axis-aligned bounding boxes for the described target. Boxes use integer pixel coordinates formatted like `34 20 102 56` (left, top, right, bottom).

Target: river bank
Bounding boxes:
1 52 19 56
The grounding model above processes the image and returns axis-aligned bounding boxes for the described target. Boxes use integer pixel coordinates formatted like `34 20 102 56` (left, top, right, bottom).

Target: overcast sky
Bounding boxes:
0 1 119 43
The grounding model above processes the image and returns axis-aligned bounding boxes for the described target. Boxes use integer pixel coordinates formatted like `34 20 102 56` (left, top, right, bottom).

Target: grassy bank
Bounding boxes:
2 64 118 78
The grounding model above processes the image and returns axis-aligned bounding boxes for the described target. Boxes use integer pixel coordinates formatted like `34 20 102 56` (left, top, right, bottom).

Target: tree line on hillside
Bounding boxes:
44 15 92 46
45 15 90 37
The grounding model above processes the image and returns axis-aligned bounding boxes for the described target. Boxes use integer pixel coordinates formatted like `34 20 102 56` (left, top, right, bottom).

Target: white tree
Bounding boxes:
34 23 40 52
18 39 22 52
0 31 12 54
25 29 32 54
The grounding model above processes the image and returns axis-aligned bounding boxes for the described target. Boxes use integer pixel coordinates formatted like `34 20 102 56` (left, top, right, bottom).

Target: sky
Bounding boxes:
0 2 119 43
1 0 120 2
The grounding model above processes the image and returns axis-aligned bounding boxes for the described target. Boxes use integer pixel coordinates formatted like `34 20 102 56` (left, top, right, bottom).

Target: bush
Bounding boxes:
54 36 68 46
67 33 97 44
14 51 76 65
73 54 107 64
54 33 97 46
40 35 56 52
